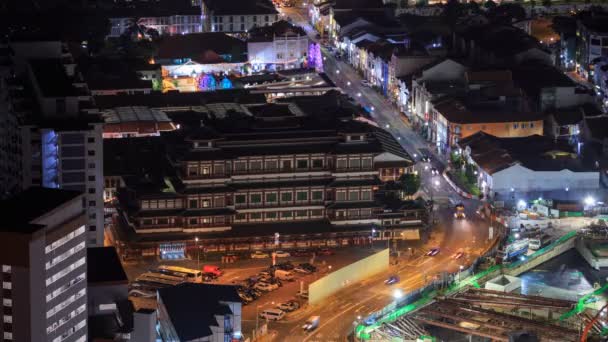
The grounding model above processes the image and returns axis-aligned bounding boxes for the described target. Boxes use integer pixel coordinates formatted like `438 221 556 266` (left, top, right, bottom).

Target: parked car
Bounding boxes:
426 247 440 256
251 251 270 259
384 275 400 285
317 248 334 256
292 250 311 257
294 266 312 274
300 263 317 272
274 250 291 258
278 300 300 312
259 308 285 321
361 80 372 87
275 262 294 270
254 282 279 292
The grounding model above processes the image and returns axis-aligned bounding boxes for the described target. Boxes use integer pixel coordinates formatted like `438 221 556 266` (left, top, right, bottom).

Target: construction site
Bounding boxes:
369 288 604 341
356 230 608 341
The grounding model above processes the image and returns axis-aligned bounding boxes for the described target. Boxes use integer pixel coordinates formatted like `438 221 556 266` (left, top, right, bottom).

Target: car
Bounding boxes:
274 250 291 258
251 251 270 259
426 247 440 256
418 152 430 162
451 251 464 260
238 292 254 304
259 308 285 321
277 300 300 312
317 248 335 256
292 250 311 257
294 266 312 274
275 262 294 270
384 275 400 285
361 80 372 87
254 282 279 292
303 316 320 331
431 167 439 175
299 263 317 272
454 203 466 219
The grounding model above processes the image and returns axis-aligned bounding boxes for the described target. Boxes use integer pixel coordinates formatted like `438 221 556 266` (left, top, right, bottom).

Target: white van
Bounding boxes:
260 308 285 321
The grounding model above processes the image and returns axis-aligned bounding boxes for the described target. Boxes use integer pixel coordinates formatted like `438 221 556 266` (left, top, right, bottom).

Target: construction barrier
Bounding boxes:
309 249 389 305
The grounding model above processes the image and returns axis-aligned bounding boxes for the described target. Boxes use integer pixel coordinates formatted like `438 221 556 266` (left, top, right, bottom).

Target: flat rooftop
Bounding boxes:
0 187 81 233
87 247 129 285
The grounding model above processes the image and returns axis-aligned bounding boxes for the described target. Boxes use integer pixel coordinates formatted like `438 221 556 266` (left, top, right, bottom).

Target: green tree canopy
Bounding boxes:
399 173 421 196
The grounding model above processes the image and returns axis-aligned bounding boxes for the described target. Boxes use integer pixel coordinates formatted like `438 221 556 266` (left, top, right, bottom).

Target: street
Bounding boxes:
226 5 497 341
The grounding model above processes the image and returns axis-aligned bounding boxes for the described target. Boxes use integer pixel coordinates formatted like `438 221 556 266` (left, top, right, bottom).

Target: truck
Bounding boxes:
203 265 223 277
274 269 295 281
504 239 529 261
529 234 553 250
302 316 320 331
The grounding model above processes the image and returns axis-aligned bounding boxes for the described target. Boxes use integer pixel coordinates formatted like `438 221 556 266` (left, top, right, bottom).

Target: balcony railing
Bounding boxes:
328 215 376 221
234 200 325 209
334 166 374 173
182 166 375 179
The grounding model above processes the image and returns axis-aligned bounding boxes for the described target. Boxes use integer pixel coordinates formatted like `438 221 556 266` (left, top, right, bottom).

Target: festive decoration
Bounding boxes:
198 73 216 91
220 77 233 89
307 43 323 72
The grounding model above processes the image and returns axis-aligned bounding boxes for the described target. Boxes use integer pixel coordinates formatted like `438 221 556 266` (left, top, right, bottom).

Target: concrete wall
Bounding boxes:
308 249 389 305
506 235 576 277
485 275 522 292
492 164 599 194
575 238 608 270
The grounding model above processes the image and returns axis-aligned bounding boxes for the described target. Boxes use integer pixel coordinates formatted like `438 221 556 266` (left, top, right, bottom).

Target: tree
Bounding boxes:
489 3 527 22
442 0 464 27
465 164 477 185
399 173 421 196
484 0 497 10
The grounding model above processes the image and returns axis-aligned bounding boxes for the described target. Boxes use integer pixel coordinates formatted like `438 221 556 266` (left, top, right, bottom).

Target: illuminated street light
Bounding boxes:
347 81 351 86
434 180 439 186
336 70 340 74
585 196 596 206
413 153 417 158
370 106 374 111
515 233 520 239
357 92 361 97
393 289 403 299
517 200 526 208
397 137 401 140
385 124 390 129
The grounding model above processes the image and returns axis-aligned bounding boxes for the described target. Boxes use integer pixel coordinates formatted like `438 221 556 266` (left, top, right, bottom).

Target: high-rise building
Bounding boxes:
0 39 105 246
0 187 88 342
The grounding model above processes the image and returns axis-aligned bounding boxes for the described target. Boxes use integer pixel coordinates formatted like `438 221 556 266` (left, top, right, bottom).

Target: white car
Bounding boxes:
274 250 291 258
361 80 372 87
254 282 279 292
251 251 270 259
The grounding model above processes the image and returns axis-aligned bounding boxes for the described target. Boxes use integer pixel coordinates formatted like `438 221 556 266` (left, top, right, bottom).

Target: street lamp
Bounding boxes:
434 180 439 187
458 265 464 282
195 237 200 270
256 301 275 339
393 289 403 300
347 81 351 86
585 196 596 207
